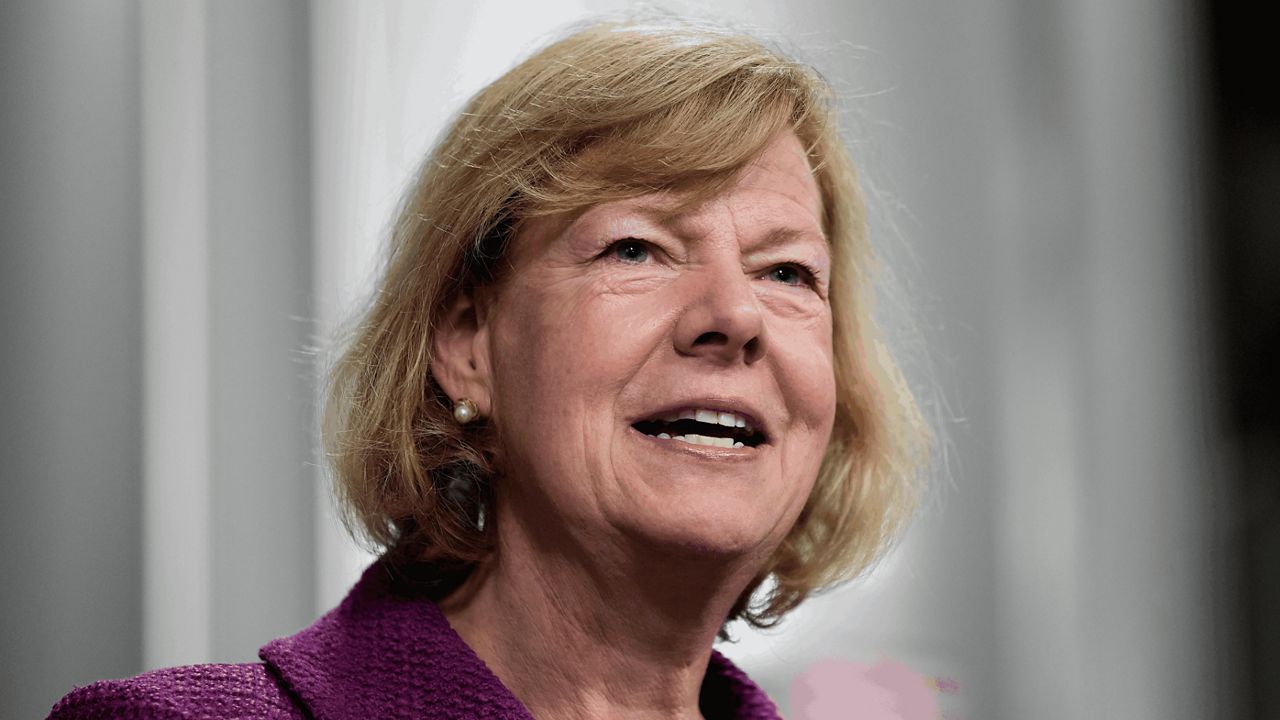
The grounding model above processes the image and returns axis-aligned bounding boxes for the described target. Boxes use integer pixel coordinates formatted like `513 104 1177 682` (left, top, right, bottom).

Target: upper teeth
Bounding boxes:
661 408 753 433
656 433 743 449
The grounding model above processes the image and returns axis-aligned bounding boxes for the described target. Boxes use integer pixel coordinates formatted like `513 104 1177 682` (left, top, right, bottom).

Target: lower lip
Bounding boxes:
627 425 765 460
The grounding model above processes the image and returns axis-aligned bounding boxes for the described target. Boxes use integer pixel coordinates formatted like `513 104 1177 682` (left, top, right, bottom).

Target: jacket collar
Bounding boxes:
260 561 781 720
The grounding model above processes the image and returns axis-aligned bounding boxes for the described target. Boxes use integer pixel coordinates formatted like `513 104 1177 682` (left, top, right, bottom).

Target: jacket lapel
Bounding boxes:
702 649 784 719
260 561 781 719
259 562 534 720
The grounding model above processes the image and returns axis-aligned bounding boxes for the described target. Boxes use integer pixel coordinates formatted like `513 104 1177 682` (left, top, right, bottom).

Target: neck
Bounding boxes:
439 510 760 720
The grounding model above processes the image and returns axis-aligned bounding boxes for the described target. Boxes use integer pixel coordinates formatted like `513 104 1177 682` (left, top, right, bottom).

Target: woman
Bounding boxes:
50 17 927 720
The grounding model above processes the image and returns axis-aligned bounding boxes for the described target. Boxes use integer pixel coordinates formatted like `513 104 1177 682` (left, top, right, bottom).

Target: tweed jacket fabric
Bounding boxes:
47 562 782 719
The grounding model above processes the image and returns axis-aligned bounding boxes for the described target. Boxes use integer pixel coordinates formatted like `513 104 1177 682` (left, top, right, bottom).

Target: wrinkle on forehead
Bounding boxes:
503 130 826 273
733 130 825 224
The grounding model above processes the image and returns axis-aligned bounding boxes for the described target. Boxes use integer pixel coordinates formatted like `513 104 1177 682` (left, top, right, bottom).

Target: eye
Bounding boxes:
608 238 651 264
767 263 816 288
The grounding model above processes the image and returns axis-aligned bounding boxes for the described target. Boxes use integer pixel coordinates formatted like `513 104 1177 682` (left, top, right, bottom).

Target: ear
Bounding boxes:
430 290 493 417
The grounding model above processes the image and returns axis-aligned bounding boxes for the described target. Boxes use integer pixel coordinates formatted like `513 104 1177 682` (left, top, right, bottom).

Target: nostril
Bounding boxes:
684 331 764 363
693 331 728 346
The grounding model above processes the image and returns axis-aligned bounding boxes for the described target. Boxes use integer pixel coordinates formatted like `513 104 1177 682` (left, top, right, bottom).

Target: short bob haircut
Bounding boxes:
325 17 929 629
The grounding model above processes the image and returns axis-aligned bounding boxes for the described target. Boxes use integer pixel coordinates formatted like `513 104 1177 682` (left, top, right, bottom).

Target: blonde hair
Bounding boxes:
325 18 930 628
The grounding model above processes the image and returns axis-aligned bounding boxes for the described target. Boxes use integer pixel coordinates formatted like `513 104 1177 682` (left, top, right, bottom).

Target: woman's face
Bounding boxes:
482 131 836 562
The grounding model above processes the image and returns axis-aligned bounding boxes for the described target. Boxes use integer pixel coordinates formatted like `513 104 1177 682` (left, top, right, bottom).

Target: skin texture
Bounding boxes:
432 131 836 720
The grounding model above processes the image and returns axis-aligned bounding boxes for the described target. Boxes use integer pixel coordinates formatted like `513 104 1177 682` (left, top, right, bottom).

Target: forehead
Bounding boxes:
511 130 825 257
731 130 824 222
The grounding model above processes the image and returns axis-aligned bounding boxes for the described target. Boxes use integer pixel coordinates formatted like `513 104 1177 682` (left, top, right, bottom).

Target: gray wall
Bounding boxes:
204 0 316 666
0 0 144 714
0 2 316 717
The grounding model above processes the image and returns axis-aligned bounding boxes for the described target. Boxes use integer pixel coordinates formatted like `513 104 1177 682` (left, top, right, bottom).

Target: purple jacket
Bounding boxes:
48 562 782 719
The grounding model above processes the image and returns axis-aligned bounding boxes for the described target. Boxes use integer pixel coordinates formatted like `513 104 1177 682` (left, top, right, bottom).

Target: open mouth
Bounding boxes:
631 409 767 449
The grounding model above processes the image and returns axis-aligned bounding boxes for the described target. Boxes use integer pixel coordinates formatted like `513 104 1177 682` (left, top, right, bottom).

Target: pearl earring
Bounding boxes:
453 397 479 425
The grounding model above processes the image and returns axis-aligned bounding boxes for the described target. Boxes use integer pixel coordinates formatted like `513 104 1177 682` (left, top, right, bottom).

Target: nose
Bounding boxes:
672 260 767 365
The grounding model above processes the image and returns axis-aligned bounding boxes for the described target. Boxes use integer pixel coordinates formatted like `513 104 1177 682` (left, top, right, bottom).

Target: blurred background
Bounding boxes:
1 0 1271 718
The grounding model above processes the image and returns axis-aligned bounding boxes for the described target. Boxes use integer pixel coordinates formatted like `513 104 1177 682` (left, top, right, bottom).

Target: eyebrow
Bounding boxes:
617 202 829 253
751 226 829 254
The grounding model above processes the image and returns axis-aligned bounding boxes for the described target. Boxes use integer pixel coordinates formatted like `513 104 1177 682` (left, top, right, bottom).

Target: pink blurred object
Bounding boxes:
790 657 941 720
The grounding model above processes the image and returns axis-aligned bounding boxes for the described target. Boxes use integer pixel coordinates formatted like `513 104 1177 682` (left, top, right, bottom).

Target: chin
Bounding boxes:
614 493 800 567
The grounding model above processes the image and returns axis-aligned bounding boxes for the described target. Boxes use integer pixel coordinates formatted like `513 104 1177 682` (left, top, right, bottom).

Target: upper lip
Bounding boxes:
628 396 773 441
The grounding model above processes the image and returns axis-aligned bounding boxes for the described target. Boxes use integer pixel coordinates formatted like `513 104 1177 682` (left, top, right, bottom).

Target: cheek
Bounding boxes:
490 288 583 423
488 282 656 456
778 316 837 433
486 296 590 512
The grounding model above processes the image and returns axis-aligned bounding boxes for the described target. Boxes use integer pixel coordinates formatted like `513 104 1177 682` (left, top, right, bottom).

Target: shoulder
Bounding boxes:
47 662 305 720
